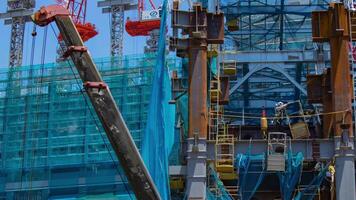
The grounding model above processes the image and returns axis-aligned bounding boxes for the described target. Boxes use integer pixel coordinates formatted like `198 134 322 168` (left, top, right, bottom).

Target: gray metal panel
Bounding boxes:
4 16 32 25
98 0 135 7
169 165 187 176
220 50 330 64
0 9 33 19
101 5 137 13
186 139 207 199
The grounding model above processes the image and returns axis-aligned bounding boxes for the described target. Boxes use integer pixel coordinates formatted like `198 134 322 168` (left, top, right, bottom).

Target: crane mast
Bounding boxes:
31 5 161 200
0 0 35 67
97 1 137 58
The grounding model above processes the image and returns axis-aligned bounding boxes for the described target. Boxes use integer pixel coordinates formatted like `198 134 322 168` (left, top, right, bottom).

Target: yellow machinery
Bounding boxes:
221 60 237 76
261 108 268 138
170 177 184 190
226 19 239 31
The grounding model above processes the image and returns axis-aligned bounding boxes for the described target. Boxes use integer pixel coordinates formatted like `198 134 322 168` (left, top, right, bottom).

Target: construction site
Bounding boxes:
0 0 356 199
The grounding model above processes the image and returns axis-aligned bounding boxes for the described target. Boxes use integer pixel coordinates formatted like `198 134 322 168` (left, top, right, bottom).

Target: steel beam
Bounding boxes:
174 139 337 167
222 4 329 17
209 139 336 161
229 64 307 96
220 50 330 63
0 10 33 20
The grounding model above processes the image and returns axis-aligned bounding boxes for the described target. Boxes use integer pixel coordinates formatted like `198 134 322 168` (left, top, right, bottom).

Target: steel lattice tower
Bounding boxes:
98 1 137 57
111 5 124 57
0 0 35 67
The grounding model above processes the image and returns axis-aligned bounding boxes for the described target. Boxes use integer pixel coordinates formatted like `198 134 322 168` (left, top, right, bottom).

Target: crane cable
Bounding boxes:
216 109 350 120
49 24 134 200
17 23 37 197
18 24 37 196
29 25 47 199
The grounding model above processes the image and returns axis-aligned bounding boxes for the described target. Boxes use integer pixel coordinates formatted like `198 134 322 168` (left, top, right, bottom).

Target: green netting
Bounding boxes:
0 54 180 197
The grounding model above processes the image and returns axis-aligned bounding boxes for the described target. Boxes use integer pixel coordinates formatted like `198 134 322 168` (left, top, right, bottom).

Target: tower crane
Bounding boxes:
125 0 161 36
0 0 35 67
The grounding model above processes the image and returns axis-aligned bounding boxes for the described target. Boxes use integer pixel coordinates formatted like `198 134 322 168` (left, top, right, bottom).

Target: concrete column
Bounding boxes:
334 135 356 200
186 138 207 199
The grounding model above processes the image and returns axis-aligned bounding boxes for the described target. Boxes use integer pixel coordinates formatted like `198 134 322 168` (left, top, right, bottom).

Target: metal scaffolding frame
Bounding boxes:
220 0 330 51
220 50 330 121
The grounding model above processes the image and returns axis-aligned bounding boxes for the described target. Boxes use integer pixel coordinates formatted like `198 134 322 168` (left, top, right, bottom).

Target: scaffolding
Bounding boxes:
0 54 179 199
221 0 330 51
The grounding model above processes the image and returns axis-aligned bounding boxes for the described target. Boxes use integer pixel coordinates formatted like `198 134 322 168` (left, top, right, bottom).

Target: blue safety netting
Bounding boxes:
207 167 234 200
176 94 188 137
141 0 175 199
277 151 304 200
235 145 306 200
235 146 266 200
210 56 218 75
294 165 328 200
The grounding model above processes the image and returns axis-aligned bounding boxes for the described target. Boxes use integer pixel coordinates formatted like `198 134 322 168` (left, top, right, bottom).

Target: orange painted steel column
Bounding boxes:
330 32 353 137
188 41 208 138
312 3 353 137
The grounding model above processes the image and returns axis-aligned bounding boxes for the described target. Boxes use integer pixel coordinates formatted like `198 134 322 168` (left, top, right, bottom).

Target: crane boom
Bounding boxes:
31 5 161 200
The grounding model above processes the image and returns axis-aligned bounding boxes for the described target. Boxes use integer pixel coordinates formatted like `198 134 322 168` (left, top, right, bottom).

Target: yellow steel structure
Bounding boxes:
221 60 237 76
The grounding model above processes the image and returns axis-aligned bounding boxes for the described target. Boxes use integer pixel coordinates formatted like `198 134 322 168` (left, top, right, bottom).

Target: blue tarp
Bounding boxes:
294 165 328 200
277 151 304 200
235 146 305 200
142 0 175 199
235 153 266 200
207 167 234 200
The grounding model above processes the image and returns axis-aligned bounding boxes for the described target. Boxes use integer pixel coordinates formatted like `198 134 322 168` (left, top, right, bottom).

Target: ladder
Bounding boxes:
215 124 235 174
209 70 223 140
209 103 223 140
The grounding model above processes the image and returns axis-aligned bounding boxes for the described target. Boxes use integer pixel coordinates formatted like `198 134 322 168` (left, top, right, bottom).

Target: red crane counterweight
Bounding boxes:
125 0 161 36
56 0 98 42
125 19 160 36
